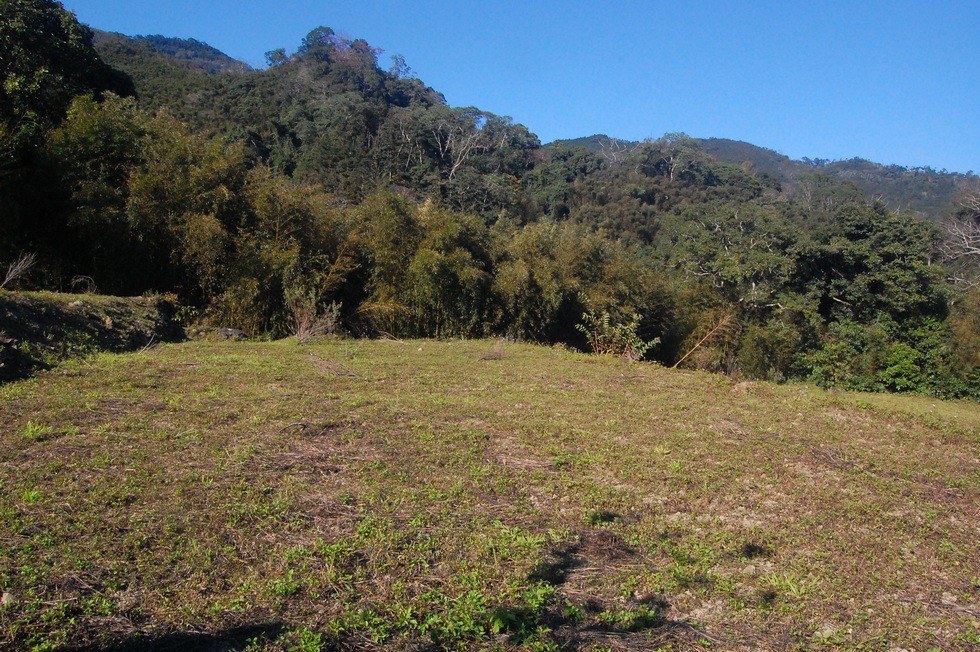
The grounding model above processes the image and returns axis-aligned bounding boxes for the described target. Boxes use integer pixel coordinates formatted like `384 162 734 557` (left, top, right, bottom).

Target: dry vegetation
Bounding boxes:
0 338 978 651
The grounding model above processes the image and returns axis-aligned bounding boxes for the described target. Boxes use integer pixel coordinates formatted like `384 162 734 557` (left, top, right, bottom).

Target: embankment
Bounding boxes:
0 291 182 382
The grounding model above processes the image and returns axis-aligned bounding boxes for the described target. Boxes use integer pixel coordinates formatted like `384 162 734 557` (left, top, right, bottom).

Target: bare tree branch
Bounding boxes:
960 190 980 215
944 218 980 260
671 313 736 369
1 252 36 290
941 191 980 287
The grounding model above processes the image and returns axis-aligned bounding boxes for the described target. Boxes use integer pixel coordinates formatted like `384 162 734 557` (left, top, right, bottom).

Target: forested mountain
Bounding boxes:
2 0 979 398
552 136 976 222
92 27 539 216
93 31 252 74
91 29 976 225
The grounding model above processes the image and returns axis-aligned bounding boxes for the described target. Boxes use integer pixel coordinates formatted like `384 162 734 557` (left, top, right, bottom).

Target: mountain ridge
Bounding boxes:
92 30 252 74
548 134 975 221
90 29 975 223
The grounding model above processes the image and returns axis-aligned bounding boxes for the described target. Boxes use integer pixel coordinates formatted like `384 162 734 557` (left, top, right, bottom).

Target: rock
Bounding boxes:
218 328 247 341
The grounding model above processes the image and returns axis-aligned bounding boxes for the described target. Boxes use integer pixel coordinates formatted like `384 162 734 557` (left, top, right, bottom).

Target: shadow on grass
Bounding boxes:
62 622 285 652
585 510 621 526
528 539 718 648
0 344 49 382
527 542 583 586
739 541 773 559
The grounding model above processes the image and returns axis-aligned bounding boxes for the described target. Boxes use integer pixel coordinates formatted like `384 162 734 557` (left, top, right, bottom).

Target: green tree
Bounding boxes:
0 0 132 267
0 0 130 150
492 220 666 347
522 144 603 219
217 166 356 335
800 318 888 391
656 201 799 312
637 133 710 183
403 200 493 337
352 192 423 334
794 173 866 224
42 92 148 291
126 110 247 301
798 201 948 322
737 318 802 382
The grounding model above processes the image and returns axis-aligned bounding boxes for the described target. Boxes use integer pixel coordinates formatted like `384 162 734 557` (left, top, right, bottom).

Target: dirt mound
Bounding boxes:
0 291 183 382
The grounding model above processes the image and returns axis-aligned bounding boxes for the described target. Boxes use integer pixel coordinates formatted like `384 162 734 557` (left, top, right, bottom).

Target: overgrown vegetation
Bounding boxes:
1 1 978 398
0 339 977 650
0 291 181 382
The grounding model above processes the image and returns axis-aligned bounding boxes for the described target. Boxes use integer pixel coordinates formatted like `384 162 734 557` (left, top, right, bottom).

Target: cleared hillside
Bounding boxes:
1 339 977 650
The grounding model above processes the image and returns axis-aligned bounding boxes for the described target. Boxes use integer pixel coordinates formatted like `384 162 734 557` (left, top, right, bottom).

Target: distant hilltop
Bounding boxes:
92 30 252 75
548 135 974 221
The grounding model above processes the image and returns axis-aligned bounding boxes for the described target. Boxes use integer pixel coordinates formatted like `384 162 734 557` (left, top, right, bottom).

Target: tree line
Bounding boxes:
2 0 978 397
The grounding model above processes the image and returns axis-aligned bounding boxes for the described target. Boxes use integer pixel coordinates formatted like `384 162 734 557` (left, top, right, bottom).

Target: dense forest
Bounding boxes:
2 0 979 397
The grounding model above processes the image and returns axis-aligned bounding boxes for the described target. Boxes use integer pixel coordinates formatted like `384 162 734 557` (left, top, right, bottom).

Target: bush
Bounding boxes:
576 309 658 360
738 320 802 382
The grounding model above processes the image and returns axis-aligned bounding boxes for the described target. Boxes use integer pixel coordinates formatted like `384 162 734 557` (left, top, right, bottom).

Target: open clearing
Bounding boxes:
1 339 978 651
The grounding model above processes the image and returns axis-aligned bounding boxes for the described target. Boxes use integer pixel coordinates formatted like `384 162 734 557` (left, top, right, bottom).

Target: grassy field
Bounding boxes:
0 338 978 651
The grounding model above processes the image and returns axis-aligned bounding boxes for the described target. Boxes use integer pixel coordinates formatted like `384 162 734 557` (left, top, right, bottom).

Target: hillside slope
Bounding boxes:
1 339 977 650
92 30 251 74
0 291 182 383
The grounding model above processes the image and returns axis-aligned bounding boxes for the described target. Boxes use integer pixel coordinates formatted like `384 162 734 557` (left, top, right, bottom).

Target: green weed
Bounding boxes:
19 421 54 441
20 488 42 504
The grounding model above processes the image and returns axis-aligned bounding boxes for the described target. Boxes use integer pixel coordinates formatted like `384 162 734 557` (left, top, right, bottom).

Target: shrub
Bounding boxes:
576 309 658 360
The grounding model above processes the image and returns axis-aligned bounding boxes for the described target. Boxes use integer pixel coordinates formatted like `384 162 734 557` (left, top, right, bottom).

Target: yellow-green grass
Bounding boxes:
1 339 977 651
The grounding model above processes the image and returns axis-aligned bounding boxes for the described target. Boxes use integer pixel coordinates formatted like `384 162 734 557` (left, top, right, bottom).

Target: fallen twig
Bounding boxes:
137 334 157 354
308 352 363 378
671 313 735 369
479 342 504 361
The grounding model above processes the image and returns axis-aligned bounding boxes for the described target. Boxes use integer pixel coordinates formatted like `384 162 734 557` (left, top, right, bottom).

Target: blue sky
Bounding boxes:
63 0 979 173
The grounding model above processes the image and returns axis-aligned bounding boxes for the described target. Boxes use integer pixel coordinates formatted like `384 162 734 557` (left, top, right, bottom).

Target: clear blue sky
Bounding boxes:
63 0 980 173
